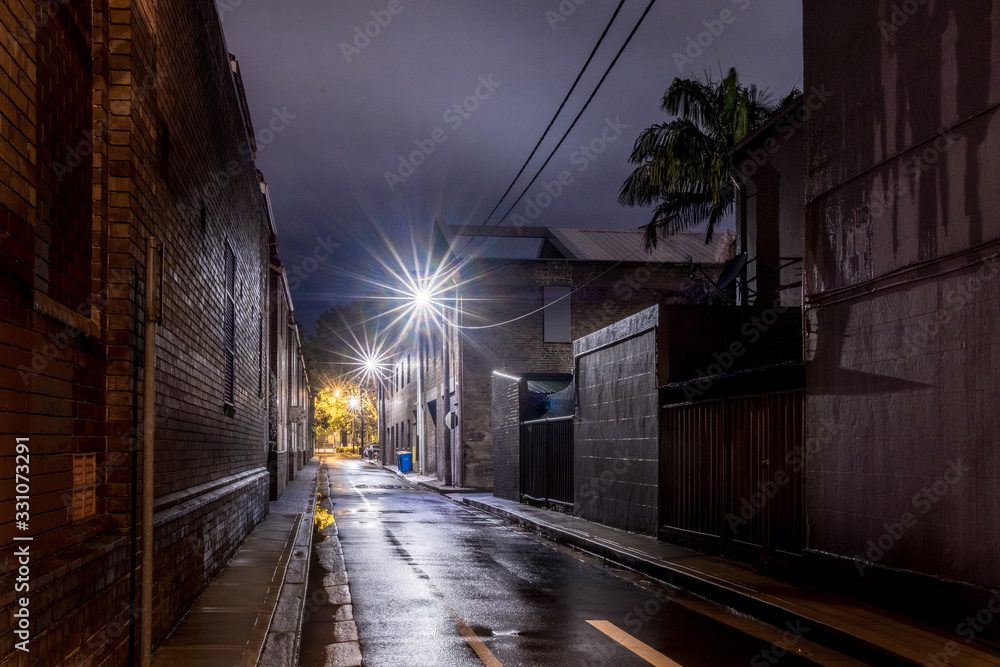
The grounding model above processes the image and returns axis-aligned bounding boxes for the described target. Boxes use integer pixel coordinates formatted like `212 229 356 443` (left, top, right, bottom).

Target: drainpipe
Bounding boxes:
140 237 162 666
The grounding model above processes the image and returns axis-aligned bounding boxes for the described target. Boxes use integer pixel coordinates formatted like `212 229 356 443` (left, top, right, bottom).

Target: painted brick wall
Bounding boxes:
803 0 1000 593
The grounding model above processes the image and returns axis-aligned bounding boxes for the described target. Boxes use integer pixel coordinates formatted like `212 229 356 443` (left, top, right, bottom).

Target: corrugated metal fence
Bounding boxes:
660 390 804 554
520 416 574 508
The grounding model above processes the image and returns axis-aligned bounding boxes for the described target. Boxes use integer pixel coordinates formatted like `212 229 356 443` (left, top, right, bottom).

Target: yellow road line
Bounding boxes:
586 620 683 667
445 603 504 667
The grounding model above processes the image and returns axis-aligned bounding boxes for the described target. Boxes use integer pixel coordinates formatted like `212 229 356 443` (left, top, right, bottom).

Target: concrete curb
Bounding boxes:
259 464 320 667
313 460 363 667
461 496 916 667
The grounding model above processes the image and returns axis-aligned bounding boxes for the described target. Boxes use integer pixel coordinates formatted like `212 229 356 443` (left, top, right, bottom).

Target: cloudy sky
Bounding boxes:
220 0 803 332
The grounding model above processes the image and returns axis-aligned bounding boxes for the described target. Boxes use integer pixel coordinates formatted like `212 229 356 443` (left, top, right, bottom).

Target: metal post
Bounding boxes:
442 319 452 486
140 237 161 667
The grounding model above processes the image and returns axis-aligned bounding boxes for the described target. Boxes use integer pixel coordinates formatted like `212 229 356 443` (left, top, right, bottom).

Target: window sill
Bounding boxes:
33 290 101 339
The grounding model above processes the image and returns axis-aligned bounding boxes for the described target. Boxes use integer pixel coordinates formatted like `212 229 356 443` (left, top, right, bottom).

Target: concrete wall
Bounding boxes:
491 374 522 501
574 307 660 535
803 0 1000 591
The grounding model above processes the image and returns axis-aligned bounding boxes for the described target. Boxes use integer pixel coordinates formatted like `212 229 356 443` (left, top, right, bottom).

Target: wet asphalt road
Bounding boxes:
324 457 817 667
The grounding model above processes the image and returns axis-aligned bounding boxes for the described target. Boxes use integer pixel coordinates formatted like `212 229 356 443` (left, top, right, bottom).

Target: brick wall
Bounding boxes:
0 1 279 664
382 256 706 490
456 258 698 489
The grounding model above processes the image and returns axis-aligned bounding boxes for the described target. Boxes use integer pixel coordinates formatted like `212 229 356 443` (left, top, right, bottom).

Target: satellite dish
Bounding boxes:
717 252 748 290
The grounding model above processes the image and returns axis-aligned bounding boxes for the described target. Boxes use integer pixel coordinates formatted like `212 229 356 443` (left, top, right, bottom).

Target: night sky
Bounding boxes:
220 0 803 333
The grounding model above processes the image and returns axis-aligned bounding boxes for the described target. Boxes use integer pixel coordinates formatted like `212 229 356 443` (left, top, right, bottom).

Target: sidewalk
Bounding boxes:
152 459 320 667
380 460 1000 666
381 462 478 494
452 493 1000 667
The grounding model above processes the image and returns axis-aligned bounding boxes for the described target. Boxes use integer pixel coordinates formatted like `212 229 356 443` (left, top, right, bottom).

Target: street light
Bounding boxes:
401 274 462 485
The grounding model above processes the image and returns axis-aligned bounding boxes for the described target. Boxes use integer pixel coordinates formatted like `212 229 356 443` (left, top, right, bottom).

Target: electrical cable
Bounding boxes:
449 0 663 330
444 0 631 265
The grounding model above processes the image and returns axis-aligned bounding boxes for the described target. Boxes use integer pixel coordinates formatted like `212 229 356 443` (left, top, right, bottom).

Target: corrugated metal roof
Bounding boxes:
550 229 720 263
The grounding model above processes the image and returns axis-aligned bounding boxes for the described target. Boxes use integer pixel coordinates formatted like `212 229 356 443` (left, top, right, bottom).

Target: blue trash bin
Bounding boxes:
398 451 412 473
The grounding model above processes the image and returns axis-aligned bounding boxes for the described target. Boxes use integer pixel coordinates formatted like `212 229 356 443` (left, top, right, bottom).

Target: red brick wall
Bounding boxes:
1 0 277 663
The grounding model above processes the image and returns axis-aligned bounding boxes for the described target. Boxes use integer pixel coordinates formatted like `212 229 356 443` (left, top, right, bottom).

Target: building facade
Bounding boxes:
379 220 726 490
801 0 1000 628
0 2 309 664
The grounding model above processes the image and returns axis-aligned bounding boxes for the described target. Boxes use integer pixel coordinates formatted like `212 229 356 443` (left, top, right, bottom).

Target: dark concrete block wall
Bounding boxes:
491 374 522 501
574 311 659 536
803 0 1000 591
457 260 694 490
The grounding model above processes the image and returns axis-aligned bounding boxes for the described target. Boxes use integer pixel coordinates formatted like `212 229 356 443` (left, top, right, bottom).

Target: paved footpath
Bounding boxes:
152 459 319 667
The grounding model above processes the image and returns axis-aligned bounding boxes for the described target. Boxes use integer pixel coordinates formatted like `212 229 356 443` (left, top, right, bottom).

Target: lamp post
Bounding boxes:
348 395 360 453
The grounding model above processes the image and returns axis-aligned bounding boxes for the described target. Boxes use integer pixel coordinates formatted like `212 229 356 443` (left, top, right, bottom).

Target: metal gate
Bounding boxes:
660 390 803 554
520 416 573 508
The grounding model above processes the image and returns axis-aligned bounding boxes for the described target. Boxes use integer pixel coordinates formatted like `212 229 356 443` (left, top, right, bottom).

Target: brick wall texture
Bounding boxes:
381 256 705 490
0 1 293 664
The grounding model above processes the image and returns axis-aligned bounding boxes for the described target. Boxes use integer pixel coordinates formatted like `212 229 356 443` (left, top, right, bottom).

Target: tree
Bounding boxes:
619 68 799 249
314 383 377 445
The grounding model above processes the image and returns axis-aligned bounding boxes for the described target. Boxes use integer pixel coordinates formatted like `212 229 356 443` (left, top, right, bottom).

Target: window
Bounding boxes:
72 454 97 521
223 245 236 405
407 354 411 384
257 314 264 398
543 285 572 343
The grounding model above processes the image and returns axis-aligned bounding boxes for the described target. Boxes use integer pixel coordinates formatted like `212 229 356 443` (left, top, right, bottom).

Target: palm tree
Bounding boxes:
620 68 798 249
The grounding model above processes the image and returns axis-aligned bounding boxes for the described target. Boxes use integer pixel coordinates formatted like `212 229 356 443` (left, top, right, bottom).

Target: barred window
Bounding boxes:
223 245 236 406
